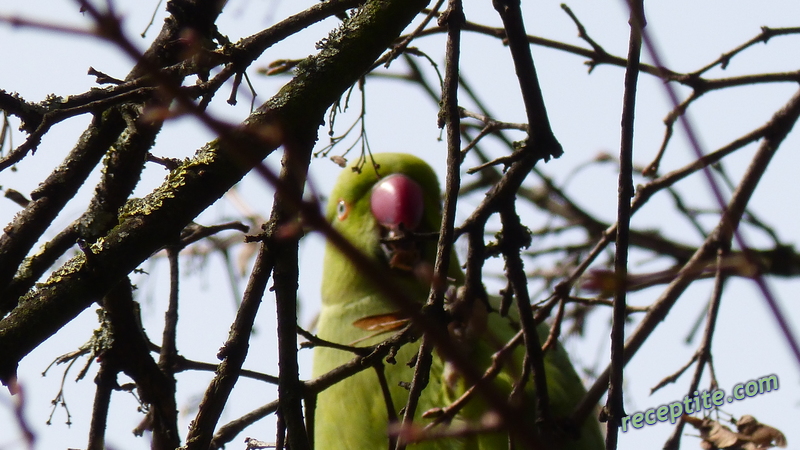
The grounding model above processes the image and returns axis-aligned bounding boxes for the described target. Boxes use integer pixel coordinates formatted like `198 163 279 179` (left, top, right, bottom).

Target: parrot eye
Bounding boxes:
336 199 349 221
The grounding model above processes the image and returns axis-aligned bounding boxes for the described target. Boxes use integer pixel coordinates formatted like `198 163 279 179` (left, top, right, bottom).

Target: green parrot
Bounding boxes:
312 153 604 449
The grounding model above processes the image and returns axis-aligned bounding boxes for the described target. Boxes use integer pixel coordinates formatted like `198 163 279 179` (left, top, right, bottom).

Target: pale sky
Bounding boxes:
1 1 800 449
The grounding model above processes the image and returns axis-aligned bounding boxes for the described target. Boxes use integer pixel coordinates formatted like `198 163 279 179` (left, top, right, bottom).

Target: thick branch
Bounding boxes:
0 0 432 386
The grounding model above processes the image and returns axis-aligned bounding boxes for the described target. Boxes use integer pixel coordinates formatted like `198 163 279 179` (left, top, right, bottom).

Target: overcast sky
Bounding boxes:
2 1 800 449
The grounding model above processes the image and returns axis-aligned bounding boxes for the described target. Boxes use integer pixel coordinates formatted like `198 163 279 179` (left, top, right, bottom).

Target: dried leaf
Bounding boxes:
261 58 301 76
737 415 787 448
683 415 738 449
684 414 787 449
707 421 740 448
330 155 347 167
352 312 409 332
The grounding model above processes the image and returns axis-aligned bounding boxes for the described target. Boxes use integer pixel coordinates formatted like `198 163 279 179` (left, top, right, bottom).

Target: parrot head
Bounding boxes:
322 153 455 307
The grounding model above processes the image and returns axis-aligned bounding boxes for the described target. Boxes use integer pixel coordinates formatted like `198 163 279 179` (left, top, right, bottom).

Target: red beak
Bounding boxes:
370 173 424 231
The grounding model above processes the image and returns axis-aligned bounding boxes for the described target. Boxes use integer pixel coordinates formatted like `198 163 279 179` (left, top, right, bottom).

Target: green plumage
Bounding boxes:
312 153 603 449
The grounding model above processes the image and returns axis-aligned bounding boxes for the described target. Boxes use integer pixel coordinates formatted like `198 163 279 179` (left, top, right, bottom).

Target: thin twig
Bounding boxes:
396 1 463 447
605 2 643 446
662 247 729 450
